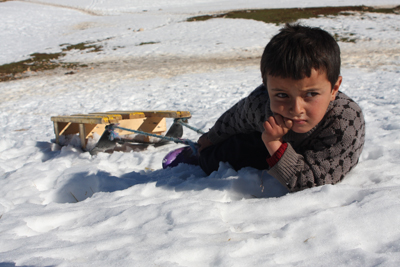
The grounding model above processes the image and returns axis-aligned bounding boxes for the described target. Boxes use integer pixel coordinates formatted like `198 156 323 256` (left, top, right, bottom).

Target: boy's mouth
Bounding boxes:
274 113 307 125
291 119 307 125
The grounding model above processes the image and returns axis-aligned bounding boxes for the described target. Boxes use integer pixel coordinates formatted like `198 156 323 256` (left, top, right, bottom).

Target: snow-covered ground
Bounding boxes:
1 0 400 266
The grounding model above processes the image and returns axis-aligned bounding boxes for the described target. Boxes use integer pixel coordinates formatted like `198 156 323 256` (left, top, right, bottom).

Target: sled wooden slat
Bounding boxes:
88 112 146 120
110 110 192 119
50 115 122 124
50 110 192 151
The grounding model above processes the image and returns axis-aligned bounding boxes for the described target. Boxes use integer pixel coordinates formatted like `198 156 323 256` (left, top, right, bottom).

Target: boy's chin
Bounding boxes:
291 125 313 134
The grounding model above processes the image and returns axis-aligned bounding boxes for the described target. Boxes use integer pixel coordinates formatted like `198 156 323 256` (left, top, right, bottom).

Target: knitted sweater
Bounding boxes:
207 85 365 192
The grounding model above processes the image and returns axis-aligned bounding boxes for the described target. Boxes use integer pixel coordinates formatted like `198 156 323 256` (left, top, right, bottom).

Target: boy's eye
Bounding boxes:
276 93 288 98
306 92 319 97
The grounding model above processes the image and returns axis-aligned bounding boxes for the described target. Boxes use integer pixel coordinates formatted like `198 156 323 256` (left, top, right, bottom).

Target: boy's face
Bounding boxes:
266 69 341 133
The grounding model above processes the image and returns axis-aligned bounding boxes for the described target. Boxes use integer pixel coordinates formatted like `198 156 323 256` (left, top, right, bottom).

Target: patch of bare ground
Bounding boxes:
2 4 399 82
2 43 399 82
82 54 262 80
188 5 400 24
341 45 400 71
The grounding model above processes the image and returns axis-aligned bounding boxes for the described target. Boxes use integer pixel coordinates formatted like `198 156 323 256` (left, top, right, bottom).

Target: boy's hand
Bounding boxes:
262 114 293 155
197 133 213 152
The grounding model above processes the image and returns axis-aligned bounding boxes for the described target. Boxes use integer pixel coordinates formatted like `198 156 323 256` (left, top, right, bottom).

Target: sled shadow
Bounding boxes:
35 141 63 162
52 162 288 203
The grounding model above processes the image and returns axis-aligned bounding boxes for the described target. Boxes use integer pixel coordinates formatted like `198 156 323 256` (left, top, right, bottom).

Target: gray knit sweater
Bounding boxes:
207 85 365 192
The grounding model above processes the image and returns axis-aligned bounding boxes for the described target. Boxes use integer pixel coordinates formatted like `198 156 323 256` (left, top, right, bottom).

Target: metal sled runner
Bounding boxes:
51 110 193 153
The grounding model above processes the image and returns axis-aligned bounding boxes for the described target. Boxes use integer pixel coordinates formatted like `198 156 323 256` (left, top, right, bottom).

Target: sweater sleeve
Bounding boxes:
268 101 365 192
266 142 288 167
207 85 270 144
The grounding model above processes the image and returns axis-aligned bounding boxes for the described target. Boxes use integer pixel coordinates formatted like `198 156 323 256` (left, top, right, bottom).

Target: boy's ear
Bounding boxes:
330 76 342 101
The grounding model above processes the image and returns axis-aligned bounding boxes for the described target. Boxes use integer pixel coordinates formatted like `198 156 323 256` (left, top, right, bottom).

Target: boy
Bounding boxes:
197 24 365 192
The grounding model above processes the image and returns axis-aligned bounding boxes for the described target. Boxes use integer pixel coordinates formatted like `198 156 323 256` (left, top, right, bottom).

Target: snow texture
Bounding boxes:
0 0 400 266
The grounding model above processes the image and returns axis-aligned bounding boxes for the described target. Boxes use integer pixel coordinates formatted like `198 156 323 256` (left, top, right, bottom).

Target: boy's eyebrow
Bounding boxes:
269 87 322 91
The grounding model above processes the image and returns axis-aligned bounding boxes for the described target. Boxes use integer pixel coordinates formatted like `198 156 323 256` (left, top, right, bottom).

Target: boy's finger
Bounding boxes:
284 118 293 129
268 116 279 127
263 119 272 131
274 114 285 126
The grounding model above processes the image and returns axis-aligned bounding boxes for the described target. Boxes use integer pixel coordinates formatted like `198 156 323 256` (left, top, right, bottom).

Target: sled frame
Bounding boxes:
51 110 191 151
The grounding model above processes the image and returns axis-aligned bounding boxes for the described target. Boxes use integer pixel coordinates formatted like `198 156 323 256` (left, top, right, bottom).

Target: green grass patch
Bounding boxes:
0 41 101 82
187 5 400 25
0 52 65 82
61 42 103 52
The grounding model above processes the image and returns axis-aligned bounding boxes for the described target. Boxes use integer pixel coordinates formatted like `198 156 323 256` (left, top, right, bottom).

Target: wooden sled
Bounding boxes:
51 110 191 152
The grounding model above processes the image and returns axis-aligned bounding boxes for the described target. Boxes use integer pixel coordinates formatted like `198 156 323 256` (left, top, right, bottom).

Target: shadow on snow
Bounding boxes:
36 141 289 204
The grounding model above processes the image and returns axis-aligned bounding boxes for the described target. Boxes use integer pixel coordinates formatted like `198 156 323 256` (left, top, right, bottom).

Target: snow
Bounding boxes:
1 0 400 266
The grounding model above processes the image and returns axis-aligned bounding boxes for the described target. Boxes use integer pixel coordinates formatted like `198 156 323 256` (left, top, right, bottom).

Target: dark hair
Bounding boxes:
260 23 341 89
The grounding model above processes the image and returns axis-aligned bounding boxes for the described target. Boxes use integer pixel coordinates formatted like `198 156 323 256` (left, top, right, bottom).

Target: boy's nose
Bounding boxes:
290 98 305 115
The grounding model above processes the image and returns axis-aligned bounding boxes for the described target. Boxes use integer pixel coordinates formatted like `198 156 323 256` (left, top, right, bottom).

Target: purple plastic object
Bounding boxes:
162 146 199 169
